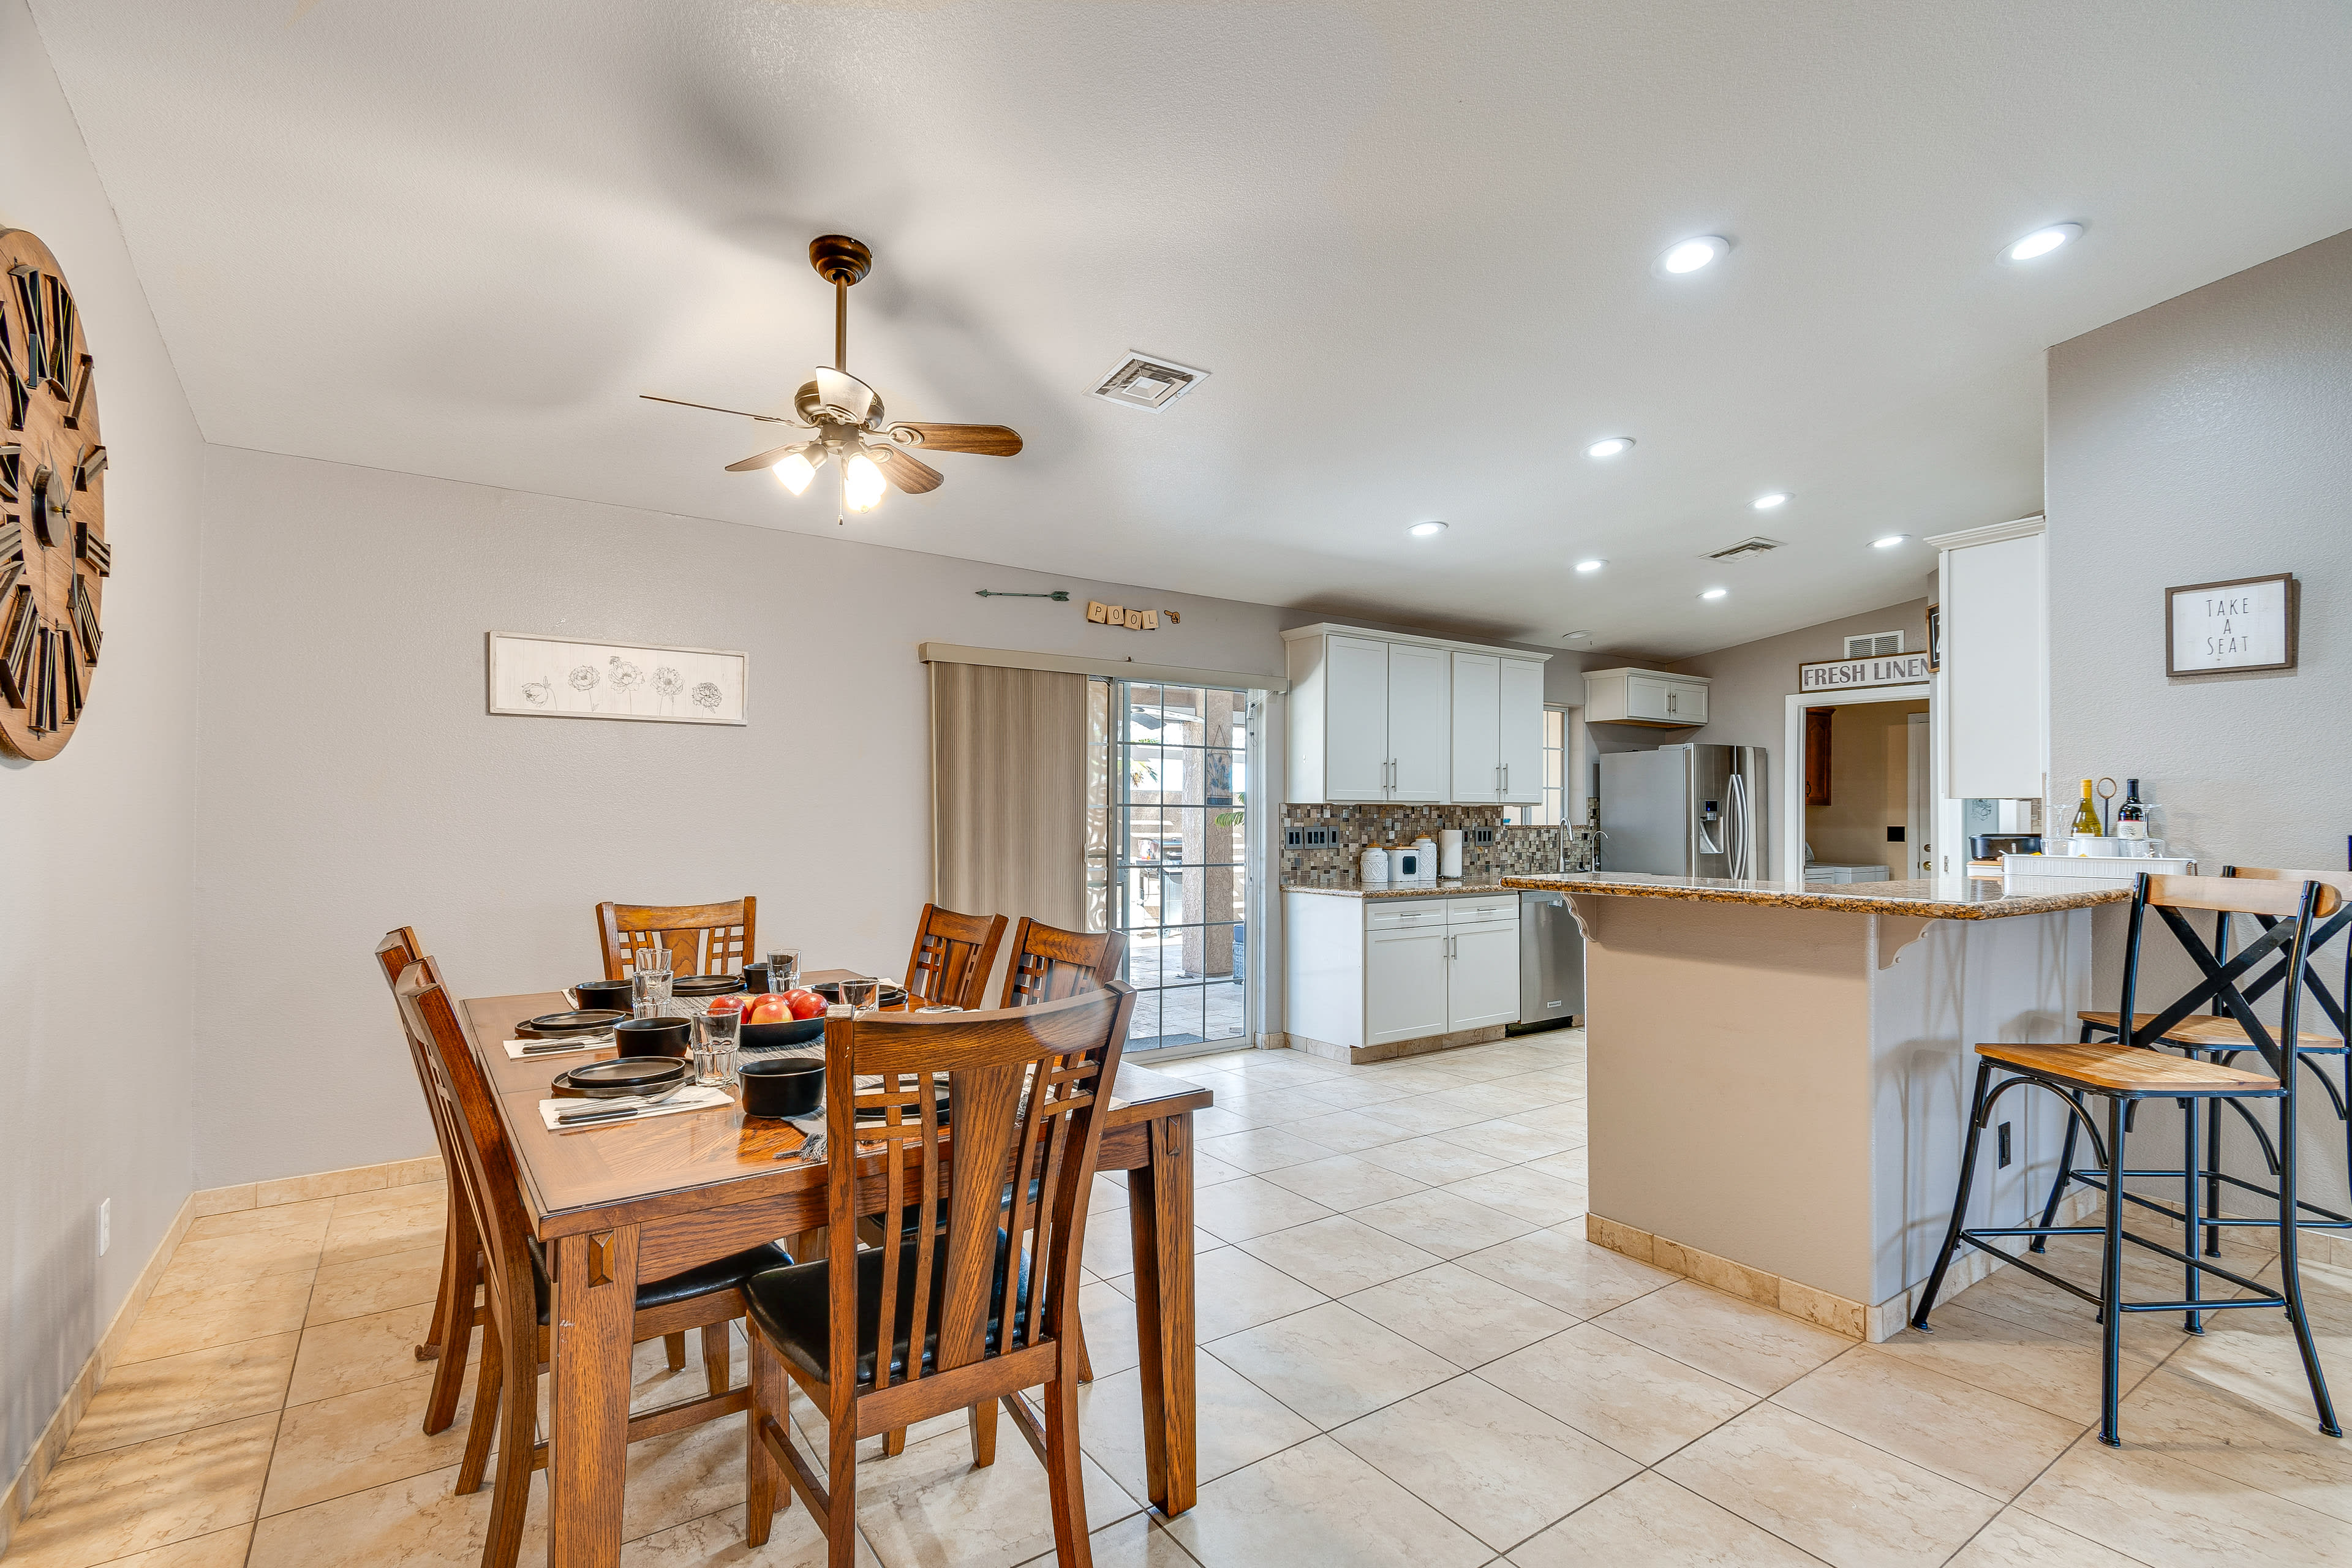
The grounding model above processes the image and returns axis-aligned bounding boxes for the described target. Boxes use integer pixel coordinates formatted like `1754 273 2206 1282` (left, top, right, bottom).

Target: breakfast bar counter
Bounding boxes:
1502 871 2131 1340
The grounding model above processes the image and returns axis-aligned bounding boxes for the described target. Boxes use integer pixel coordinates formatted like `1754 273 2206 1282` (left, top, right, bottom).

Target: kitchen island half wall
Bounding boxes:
1503 871 2129 1339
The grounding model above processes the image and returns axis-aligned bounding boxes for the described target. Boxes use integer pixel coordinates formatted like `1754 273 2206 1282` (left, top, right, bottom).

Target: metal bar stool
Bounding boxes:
1912 871 2343 1447
2037 866 2352 1258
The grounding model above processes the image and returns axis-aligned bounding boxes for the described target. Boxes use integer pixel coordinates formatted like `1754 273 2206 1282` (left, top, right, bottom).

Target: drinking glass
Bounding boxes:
766 950 801 990
631 949 674 1019
693 1007 742 1087
839 975 881 1014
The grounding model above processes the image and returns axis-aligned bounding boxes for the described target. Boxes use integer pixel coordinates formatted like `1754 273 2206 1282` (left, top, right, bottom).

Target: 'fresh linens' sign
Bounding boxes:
1798 652 1934 692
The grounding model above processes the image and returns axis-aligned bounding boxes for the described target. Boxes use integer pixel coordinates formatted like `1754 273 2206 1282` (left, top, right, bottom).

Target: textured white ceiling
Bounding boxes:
29 0 2352 656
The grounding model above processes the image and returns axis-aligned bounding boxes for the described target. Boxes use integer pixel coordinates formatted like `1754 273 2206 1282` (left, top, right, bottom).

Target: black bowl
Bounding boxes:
571 980 633 1012
612 1016 692 1058
811 980 908 1009
742 1013 826 1049
552 1057 689 1099
739 1059 824 1120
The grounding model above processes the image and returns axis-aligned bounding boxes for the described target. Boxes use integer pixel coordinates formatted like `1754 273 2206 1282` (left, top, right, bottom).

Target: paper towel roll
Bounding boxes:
1438 829 1463 878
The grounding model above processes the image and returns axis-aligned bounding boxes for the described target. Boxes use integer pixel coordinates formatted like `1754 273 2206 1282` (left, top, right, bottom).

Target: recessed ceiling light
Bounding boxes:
1871 534 1909 549
1585 437 1634 459
1700 587 1728 600
1409 520 1448 538
1657 236 1730 275
2004 222 2082 262
1752 492 1790 510
1574 558 1606 573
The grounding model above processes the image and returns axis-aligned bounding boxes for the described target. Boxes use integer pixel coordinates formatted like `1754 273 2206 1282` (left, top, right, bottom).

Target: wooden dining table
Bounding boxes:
460 975 1210 1568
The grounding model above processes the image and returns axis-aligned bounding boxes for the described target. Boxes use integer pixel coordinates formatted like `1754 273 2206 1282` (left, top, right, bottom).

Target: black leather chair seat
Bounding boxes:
524 1238 793 1324
743 1232 1025 1386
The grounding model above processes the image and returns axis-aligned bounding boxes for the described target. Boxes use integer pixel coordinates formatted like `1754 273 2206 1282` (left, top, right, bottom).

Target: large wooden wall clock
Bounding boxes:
0 228 107 761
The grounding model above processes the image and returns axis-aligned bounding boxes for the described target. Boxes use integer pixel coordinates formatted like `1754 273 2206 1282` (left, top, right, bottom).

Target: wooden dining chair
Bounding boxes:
597 897 757 980
744 984 1136 1568
393 963 790 1568
998 918 1127 1009
374 928 481 1434
901 903 1008 1009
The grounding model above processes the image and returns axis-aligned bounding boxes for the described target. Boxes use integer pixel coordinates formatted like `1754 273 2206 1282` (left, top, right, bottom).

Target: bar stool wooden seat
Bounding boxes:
744 985 1134 1568
596 897 757 979
393 963 789 1568
1912 871 2343 1447
2041 867 2352 1259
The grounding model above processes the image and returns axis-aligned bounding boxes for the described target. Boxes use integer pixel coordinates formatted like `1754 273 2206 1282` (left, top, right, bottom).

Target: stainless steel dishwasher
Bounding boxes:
1511 888 1585 1031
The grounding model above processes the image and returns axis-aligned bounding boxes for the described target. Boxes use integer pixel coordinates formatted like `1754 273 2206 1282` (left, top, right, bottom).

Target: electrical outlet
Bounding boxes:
99 1197 110 1257
1284 828 1303 848
1997 1122 2013 1169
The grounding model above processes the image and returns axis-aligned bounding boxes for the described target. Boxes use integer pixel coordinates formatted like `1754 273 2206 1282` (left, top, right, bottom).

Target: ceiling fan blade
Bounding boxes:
723 440 809 473
813 368 880 426
875 446 944 494
639 393 797 423
889 422 1023 457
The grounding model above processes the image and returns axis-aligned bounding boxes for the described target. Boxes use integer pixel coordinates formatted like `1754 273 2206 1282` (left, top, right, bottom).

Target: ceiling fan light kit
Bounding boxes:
643 233 1022 522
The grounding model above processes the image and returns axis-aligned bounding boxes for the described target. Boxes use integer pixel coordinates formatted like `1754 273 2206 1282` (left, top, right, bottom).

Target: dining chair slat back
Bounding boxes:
900 903 1007 1010
596 897 756 980
745 983 1134 1568
374 930 477 1414
998 918 1126 1009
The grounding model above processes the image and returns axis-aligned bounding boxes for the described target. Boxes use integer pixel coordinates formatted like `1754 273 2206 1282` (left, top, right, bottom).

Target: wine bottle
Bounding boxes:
2115 778 2147 840
2070 778 2101 838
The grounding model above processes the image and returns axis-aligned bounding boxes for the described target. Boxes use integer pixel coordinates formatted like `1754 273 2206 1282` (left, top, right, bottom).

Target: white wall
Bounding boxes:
190 447 1300 1185
0 0 206 1493
2048 227 2352 1219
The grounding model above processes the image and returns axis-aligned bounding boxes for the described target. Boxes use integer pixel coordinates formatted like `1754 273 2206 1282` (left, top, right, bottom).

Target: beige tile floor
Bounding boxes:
11 1030 2352 1568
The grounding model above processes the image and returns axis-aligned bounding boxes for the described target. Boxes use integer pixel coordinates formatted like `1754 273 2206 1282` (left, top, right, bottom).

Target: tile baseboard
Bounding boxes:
1287 1024 1507 1066
0 1150 440 1556
1586 1186 2138 1345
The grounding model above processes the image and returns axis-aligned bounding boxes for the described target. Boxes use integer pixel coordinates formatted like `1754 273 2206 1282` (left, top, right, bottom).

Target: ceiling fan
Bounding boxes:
642 235 1022 521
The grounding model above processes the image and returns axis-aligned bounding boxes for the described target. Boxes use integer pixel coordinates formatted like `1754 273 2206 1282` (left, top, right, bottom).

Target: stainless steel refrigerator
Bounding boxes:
1598 744 1769 879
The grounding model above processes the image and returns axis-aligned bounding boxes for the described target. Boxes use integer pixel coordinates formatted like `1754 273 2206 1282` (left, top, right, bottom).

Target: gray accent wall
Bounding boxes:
0 0 206 1493
2048 226 2352 1216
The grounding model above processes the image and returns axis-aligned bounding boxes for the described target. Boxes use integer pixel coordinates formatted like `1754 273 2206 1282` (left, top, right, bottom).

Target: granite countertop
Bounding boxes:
1282 873 1520 902
1499 870 2133 919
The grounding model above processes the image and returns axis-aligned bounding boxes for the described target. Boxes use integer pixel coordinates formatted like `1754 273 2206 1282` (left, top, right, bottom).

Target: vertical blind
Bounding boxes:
929 661 1089 932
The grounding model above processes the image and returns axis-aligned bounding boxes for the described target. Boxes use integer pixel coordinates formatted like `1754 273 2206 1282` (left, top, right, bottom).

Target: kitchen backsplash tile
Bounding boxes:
1279 803 1598 884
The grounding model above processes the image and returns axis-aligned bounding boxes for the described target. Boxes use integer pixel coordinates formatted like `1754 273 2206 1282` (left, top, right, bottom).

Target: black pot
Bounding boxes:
573 980 633 1012
739 1059 824 1120
612 1016 692 1058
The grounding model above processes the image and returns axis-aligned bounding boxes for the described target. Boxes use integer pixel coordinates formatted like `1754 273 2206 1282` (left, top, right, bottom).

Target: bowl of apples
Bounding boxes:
725 987 829 1049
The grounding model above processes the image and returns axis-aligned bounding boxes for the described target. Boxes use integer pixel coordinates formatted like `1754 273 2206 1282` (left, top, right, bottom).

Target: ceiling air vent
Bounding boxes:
1706 535 1785 562
1092 353 1208 411
1844 630 1904 658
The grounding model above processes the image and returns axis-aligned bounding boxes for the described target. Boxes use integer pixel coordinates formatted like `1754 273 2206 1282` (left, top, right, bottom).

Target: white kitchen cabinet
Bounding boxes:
1365 924 1450 1046
1933 523 2046 801
1446 918 1521 1031
1449 650 1548 802
1284 624 1551 804
1322 634 1391 801
1282 890 1522 1058
1387 642 1450 802
1583 666 1710 728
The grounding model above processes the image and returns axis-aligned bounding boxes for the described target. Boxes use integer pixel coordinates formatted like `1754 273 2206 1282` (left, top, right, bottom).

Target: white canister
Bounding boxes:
1360 845 1390 884
1438 829 1464 878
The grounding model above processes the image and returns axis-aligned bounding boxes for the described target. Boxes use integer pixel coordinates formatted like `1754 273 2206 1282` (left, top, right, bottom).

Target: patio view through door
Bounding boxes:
1087 677 1254 1054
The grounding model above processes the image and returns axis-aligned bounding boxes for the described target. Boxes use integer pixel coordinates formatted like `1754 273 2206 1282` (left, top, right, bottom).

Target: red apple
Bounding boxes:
745 995 791 1025
707 995 746 1014
783 988 827 1020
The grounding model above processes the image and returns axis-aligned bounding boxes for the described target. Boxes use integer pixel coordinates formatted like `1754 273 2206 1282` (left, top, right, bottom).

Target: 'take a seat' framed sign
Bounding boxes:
2166 573 2297 676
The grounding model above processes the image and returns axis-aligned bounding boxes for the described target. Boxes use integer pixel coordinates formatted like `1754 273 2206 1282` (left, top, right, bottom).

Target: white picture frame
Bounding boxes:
486 632 748 725
2165 573 2297 676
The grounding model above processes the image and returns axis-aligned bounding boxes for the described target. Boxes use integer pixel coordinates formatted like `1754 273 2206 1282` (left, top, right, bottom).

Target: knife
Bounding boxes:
556 1083 692 1125
522 1034 615 1054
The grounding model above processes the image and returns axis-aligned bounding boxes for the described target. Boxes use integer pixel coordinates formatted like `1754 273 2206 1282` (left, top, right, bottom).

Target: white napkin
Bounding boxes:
538 1084 734 1132
505 1033 615 1059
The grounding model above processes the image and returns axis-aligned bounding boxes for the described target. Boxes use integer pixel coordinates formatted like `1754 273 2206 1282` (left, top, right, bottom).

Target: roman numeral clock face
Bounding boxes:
0 228 107 761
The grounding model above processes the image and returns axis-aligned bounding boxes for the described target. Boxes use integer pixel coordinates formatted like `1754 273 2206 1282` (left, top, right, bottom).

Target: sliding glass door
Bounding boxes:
1087 678 1254 1053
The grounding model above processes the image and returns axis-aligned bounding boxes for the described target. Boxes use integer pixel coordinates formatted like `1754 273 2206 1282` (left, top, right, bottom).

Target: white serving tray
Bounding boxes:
2002 851 2196 888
